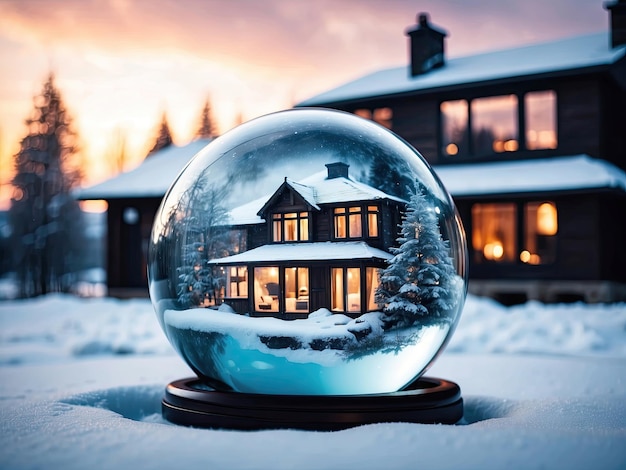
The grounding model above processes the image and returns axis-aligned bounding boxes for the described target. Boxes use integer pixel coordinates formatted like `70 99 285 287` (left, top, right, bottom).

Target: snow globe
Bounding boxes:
148 108 467 429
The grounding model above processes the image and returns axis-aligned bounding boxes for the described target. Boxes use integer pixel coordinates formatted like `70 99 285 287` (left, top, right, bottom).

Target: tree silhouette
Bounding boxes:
147 112 173 156
196 98 217 139
9 73 86 298
376 182 460 329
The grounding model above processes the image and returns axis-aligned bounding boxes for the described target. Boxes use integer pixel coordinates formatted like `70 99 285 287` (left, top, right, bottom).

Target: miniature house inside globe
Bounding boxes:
148 108 467 397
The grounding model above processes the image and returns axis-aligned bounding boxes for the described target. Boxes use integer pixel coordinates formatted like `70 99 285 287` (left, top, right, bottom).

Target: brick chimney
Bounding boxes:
325 162 349 179
405 13 447 77
606 0 626 48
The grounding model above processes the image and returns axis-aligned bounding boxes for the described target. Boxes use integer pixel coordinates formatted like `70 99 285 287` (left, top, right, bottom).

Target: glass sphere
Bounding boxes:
149 108 467 396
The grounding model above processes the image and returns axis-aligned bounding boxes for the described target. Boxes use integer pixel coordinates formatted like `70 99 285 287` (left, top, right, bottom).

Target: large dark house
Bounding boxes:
208 162 405 319
296 3 626 304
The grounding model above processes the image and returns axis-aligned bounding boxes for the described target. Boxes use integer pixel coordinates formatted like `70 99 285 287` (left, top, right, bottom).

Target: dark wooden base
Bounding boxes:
162 376 463 431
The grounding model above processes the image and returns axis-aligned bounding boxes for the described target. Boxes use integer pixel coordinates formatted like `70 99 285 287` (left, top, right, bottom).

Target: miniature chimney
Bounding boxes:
325 162 349 179
606 0 626 48
405 13 447 77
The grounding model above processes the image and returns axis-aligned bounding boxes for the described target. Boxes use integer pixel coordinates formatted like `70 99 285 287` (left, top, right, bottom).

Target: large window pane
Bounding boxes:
331 268 344 311
227 266 248 298
254 267 279 312
285 267 309 313
472 203 517 263
348 207 362 238
441 100 468 157
347 268 361 313
525 91 557 150
522 202 557 265
471 95 518 155
366 267 381 311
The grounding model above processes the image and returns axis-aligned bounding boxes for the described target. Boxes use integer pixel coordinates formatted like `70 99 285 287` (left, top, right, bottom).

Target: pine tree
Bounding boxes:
147 112 173 156
9 73 85 298
376 182 459 329
196 99 216 139
175 173 230 308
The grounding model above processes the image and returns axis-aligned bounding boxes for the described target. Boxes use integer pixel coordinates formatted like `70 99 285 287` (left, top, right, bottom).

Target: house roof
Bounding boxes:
433 155 626 197
229 168 406 225
208 241 393 265
75 139 211 200
296 32 626 107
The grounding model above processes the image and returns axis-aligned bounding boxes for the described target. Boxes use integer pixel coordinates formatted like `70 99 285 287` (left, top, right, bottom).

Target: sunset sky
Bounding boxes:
0 0 610 209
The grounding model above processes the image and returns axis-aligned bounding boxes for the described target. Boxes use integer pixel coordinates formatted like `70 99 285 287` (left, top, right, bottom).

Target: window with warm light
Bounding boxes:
285 267 309 313
440 90 557 158
254 266 279 312
472 201 558 265
353 108 393 129
525 91 557 150
273 212 309 242
331 267 362 313
472 95 518 155
441 99 469 157
227 266 248 298
334 205 379 240
471 203 517 263
522 201 558 265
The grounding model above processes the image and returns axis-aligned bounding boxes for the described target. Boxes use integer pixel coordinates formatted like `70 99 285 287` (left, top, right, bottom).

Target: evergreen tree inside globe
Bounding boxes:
376 182 461 330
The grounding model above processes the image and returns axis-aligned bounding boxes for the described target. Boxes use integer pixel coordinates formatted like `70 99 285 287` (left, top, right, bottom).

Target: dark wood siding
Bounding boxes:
557 78 602 158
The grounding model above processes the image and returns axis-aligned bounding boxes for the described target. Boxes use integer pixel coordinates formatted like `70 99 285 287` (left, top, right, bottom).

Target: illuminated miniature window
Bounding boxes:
334 206 365 239
472 95 518 155
366 267 382 311
331 267 361 313
441 100 469 157
273 212 309 242
227 266 248 298
521 202 557 265
354 109 372 119
331 268 344 312
471 203 517 263
285 267 309 313
525 91 557 150
254 267 279 312
367 205 379 238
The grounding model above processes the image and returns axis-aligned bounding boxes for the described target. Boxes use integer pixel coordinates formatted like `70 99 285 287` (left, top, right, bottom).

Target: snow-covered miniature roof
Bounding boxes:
433 155 626 197
75 139 211 200
297 33 625 106
229 168 406 225
209 241 393 265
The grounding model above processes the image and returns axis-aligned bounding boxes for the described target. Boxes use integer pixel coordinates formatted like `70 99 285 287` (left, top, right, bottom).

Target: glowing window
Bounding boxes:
367 205 379 238
522 202 557 265
472 95 518 155
441 100 469 157
227 266 248 298
284 267 309 313
525 91 557 150
273 212 309 242
471 203 517 263
254 267 279 312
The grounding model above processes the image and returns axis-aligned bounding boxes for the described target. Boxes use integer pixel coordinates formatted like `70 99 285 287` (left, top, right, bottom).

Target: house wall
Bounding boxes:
106 198 159 296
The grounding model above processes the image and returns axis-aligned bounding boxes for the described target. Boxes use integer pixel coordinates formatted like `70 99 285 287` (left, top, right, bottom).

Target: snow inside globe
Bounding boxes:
148 108 467 396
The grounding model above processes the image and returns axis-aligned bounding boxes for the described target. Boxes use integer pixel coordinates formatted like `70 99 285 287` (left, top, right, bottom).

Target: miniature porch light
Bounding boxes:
148 108 468 430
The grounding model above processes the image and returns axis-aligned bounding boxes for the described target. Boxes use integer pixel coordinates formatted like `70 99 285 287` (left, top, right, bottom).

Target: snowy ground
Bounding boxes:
1 294 625 469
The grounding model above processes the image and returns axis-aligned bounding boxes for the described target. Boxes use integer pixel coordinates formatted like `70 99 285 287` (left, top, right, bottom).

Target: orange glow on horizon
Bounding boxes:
79 199 109 213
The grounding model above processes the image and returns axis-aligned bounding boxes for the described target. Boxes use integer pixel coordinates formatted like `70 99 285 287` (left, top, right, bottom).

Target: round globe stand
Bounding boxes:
162 376 463 430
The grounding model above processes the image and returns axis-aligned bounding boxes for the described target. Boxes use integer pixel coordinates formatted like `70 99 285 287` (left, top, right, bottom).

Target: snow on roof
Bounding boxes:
75 139 211 200
297 33 625 106
298 170 406 205
209 241 393 264
433 155 626 197
228 169 406 225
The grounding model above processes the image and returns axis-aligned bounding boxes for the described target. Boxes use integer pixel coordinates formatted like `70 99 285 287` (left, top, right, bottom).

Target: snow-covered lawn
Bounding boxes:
1 294 625 469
